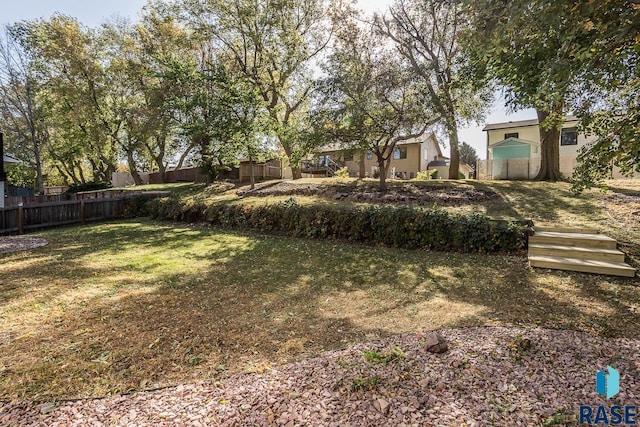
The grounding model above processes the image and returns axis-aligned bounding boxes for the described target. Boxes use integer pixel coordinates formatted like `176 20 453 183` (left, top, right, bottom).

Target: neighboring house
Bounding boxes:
306 132 471 179
483 116 595 180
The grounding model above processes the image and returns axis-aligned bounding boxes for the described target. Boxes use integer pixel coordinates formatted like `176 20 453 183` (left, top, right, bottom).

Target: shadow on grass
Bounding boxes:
0 220 638 399
470 181 602 223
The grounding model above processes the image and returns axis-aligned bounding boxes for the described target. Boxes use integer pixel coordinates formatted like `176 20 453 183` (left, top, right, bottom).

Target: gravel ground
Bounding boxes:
0 236 48 254
1 327 638 426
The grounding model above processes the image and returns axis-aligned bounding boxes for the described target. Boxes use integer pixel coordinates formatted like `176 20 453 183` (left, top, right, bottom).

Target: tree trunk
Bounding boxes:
249 156 255 190
447 124 461 180
376 152 387 191
358 150 366 178
33 147 44 194
126 151 144 186
281 143 302 180
175 144 195 170
534 109 562 181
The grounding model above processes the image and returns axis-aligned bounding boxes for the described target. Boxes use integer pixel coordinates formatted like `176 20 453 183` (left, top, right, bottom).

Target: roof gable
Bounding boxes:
483 115 579 131
490 137 537 148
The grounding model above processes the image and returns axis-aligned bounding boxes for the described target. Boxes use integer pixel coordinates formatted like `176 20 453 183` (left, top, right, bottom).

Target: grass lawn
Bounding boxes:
1 216 639 400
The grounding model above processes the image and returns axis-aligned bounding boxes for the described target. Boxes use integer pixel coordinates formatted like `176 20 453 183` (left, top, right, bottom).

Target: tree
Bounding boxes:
179 0 332 179
321 16 434 190
22 15 120 183
459 142 478 169
464 0 640 183
0 25 48 193
464 0 576 181
377 0 491 179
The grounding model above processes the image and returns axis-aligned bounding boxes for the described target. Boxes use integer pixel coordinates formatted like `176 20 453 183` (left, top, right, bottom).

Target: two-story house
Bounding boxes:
482 116 597 180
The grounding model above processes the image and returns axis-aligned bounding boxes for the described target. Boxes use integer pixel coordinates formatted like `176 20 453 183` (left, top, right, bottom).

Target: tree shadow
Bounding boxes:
1 220 639 400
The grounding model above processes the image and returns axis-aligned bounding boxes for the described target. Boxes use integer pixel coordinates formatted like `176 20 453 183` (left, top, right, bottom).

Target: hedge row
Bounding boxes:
142 196 528 253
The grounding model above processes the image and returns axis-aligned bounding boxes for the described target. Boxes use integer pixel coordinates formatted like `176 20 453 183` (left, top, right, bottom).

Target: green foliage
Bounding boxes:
334 167 350 180
362 346 405 366
65 181 111 194
148 198 528 253
122 195 156 218
318 11 431 189
6 163 36 189
351 375 382 392
459 142 479 168
415 170 437 181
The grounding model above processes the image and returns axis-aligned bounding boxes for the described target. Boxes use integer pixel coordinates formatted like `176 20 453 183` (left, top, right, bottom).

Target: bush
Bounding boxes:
334 167 350 180
415 170 437 181
122 195 156 218
66 181 111 194
148 197 528 253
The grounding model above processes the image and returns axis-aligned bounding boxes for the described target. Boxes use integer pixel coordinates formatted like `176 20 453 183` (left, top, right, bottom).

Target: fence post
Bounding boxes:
18 204 24 235
80 199 85 225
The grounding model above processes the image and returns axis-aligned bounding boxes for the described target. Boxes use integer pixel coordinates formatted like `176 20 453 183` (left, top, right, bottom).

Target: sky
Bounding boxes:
1 0 537 159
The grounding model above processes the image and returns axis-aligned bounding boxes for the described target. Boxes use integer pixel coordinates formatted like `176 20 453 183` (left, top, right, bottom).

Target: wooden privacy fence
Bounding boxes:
0 197 127 235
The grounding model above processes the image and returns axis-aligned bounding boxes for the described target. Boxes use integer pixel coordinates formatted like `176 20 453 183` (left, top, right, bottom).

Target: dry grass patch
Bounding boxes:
1 220 639 400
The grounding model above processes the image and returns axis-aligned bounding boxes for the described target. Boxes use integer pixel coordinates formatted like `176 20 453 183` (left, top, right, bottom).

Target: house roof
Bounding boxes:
489 137 538 148
317 132 440 154
482 115 579 131
428 160 449 167
3 155 20 163
459 163 474 172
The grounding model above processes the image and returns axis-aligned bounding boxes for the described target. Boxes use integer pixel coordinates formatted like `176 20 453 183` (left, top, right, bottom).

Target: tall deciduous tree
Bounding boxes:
459 141 479 170
179 0 332 179
321 16 434 190
462 0 637 182
23 15 120 183
377 0 491 179
0 25 47 193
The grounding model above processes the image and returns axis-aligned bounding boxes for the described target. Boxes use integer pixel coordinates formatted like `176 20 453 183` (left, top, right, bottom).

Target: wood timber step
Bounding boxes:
533 226 599 234
529 255 636 278
529 231 618 249
528 243 626 263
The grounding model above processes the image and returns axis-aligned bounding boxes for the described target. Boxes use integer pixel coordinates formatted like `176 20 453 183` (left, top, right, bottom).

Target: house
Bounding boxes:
483 116 603 180
306 132 472 179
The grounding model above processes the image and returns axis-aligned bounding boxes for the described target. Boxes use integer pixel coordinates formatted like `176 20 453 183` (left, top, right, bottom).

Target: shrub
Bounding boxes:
415 170 437 181
122 195 156 218
334 167 350 180
149 197 528 253
66 181 111 194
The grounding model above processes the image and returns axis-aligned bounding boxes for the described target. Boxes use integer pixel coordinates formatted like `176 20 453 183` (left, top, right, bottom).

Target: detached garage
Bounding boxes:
488 138 537 179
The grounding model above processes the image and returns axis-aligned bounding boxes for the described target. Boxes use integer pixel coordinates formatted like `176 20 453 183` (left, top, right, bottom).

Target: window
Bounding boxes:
366 150 373 160
343 153 354 162
561 127 578 146
393 146 407 160
504 132 519 139
318 154 330 166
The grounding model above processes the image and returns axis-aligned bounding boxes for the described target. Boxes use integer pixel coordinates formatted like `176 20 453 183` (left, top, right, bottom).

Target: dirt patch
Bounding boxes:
237 181 501 206
0 237 48 254
2 327 637 426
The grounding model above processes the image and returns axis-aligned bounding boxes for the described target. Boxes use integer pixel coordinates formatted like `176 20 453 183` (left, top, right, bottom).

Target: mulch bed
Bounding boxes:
0 237 48 254
2 326 637 426
237 181 501 206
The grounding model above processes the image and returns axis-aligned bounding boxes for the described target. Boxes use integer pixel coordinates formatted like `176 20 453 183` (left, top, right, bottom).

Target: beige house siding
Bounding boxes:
312 132 470 179
318 144 422 178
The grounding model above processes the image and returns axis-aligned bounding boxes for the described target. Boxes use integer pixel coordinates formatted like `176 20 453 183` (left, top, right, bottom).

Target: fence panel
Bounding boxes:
0 207 19 234
0 198 127 235
84 198 125 222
